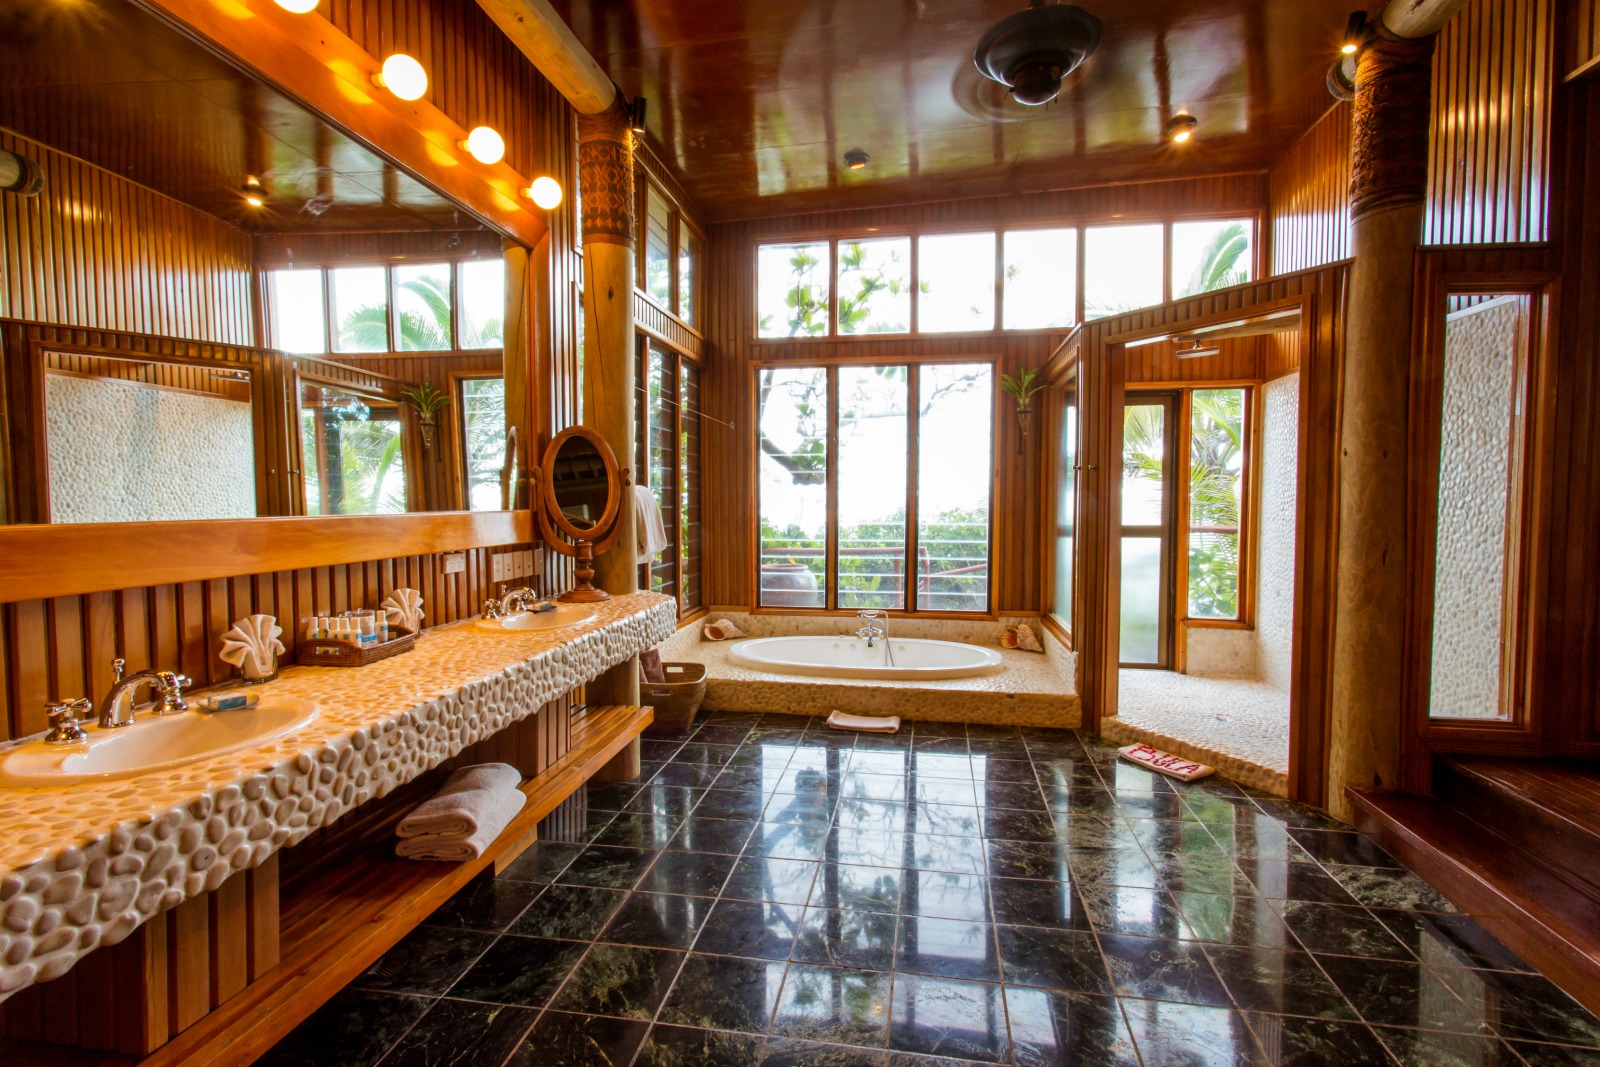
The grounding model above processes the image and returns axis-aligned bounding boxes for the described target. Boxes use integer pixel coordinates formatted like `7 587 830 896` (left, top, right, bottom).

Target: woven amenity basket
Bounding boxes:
641 662 708 733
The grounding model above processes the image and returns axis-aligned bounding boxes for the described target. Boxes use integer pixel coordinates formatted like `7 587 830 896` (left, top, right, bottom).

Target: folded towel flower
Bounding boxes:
703 619 747 641
396 763 522 839
395 790 526 862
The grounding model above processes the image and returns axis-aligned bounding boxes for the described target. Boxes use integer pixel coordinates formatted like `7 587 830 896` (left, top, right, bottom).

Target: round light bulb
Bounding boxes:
376 54 428 101
244 192 265 207
273 0 319 13
462 126 506 165
526 176 563 210
1172 128 1192 143
1340 42 1359 55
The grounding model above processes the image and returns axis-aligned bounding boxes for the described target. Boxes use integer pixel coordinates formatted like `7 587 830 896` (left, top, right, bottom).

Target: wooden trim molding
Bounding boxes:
0 511 532 603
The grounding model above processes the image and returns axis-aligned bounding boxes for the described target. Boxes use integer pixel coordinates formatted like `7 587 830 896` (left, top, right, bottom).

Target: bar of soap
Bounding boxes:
531 600 558 613
201 691 259 712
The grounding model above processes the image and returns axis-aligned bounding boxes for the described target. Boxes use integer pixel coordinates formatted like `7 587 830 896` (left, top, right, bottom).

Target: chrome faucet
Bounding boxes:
856 609 888 647
96 658 191 729
497 586 540 616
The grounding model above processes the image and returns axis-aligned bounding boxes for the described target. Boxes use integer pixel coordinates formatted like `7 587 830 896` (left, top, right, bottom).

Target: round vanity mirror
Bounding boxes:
536 426 627 601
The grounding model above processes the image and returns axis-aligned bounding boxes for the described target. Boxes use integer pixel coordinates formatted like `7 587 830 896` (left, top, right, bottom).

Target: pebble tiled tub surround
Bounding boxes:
0 591 678 1000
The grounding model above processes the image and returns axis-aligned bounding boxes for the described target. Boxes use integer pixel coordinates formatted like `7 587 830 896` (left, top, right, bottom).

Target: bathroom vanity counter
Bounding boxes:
0 591 676 999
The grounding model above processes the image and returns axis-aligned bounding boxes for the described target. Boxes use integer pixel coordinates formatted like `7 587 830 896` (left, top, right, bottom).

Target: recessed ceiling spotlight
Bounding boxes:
974 3 1103 107
374 54 428 101
461 126 506 165
1165 113 1199 144
844 149 870 170
272 0 319 13
241 176 266 207
1340 11 1368 55
525 176 563 209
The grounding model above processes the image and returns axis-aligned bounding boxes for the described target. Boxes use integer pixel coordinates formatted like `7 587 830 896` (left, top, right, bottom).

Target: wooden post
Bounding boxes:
1327 24 1437 818
578 99 643 743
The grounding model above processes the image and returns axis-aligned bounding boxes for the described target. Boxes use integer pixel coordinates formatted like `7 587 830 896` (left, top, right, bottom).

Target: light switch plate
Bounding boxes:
490 552 507 582
443 552 466 575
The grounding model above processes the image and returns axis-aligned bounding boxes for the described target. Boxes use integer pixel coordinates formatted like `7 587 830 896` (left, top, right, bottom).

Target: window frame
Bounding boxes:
292 369 418 517
1174 384 1256 632
634 332 704 620
634 175 703 330
451 371 508 512
748 354 999 619
752 212 1262 343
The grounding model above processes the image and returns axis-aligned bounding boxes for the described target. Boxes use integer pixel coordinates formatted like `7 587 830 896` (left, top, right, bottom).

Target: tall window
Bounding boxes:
757 362 993 613
298 380 408 515
637 177 702 327
1052 370 1079 636
1186 389 1247 620
636 338 703 617
755 217 1255 337
459 377 506 511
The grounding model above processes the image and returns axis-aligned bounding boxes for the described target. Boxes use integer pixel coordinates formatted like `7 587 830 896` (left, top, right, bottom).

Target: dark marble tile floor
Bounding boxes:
258 713 1600 1066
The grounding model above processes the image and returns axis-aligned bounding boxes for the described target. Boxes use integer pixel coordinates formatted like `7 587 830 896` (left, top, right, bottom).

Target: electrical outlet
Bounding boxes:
514 549 535 578
442 552 466 575
491 552 507 582
531 549 544 576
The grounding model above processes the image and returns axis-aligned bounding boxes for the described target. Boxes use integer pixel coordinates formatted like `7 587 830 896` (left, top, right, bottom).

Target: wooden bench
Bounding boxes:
0 704 651 1067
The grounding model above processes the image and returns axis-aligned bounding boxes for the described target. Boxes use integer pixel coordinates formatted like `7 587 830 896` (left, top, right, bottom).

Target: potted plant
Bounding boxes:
999 368 1045 441
400 381 449 449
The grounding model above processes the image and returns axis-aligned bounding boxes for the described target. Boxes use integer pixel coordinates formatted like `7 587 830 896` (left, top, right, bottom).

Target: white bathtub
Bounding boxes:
728 635 1003 680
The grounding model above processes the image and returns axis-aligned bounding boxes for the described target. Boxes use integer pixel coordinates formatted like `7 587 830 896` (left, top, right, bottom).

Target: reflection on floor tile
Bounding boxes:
263 713 1599 1066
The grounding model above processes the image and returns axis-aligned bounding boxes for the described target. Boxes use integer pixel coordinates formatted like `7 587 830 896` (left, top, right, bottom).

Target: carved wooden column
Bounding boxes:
577 98 642 774
1327 25 1437 818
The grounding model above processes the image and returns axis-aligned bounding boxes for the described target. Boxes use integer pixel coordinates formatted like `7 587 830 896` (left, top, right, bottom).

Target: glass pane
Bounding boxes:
917 233 996 333
393 263 452 351
330 266 389 353
1085 224 1163 320
837 237 910 334
642 344 677 595
1053 382 1078 624
1172 219 1254 299
1004 228 1078 329
1188 388 1245 620
298 382 407 515
919 363 993 611
1122 403 1166 526
460 378 506 511
458 259 505 349
1429 295 1529 720
758 366 828 606
758 241 831 338
1120 537 1162 664
269 269 326 354
678 226 701 326
645 188 672 306
837 366 908 609
680 362 703 611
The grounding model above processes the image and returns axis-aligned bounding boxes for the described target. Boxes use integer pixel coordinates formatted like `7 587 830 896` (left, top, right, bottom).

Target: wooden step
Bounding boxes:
1435 757 1600 903
0 704 652 1067
1348 786 1600 1019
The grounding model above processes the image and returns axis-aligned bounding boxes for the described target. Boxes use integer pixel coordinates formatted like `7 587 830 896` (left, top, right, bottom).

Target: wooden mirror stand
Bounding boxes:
532 426 631 602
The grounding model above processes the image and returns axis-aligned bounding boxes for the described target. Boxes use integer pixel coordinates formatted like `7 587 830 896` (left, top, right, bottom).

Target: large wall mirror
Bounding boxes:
0 0 519 525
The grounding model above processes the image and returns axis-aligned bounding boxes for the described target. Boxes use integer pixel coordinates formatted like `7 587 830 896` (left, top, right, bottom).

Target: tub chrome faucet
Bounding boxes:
96 658 191 729
856 609 888 647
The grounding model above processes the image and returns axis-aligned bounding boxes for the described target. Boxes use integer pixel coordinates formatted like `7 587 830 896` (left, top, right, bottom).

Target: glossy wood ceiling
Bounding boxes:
0 0 482 232
552 0 1383 221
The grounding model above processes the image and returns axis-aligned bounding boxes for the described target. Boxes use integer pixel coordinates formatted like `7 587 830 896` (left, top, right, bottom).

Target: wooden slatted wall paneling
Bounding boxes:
1124 338 1263 384
1572 0 1600 77
701 176 1268 614
1266 104 1353 275
1426 0 1554 245
0 130 254 346
1069 264 1348 806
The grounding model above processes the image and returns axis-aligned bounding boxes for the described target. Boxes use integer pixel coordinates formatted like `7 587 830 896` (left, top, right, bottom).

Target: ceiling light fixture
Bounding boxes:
525 176 563 210
974 2 1103 107
1176 341 1220 359
844 149 870 170
1341 11 1369 55
374 53 428 101
626 97 648 134
462 126 506 165
1165 113 1199 144
240 176 266 208
272 0 319 13
0 149 44 197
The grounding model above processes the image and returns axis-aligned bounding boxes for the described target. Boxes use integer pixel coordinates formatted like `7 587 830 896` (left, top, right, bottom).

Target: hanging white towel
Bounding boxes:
634 483 669 559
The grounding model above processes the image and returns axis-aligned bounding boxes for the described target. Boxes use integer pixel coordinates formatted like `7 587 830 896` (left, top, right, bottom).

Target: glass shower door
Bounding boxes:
1121 396 1177 667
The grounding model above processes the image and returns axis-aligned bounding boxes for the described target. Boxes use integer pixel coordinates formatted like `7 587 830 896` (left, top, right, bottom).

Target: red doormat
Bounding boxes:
1118 743 1215 782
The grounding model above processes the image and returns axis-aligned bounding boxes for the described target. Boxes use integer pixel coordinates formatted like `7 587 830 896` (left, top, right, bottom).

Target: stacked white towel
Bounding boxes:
395 763 526 862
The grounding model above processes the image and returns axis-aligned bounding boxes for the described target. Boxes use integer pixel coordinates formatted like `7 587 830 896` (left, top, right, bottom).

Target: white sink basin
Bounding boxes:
472 604 596 634
0 698 319 787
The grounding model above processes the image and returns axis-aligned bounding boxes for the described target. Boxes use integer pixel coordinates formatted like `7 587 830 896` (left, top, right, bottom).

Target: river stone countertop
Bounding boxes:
0 591 676 998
